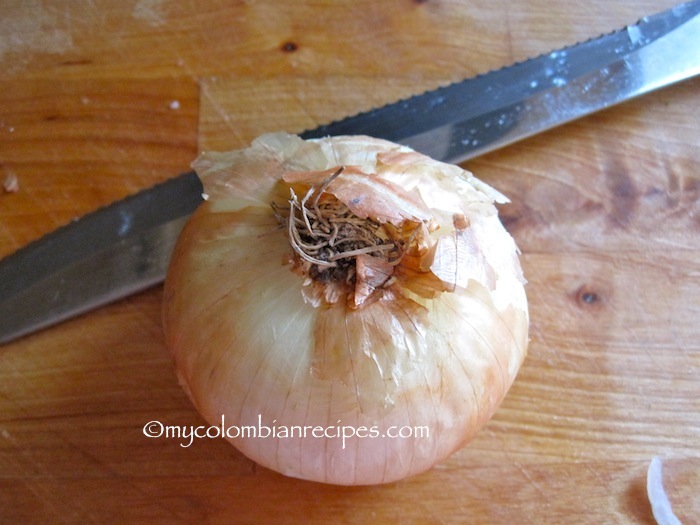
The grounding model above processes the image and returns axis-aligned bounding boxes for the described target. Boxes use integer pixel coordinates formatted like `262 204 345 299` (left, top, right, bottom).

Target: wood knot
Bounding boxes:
573 284 605 310
280 41 298 53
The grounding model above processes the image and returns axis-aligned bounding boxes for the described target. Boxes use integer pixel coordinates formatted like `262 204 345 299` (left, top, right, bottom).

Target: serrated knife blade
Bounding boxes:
302 0 700 162
1 0 699 344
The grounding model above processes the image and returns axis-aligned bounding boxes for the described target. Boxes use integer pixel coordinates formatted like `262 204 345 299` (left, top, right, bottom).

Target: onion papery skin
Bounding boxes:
163 133 529 486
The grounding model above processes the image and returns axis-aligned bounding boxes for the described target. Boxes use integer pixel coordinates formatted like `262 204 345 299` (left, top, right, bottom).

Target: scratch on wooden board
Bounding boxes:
514 461 549 501
0 1 73 72
584 461 612 488
200 77 242 143
2 423 110 523
132 0 168 27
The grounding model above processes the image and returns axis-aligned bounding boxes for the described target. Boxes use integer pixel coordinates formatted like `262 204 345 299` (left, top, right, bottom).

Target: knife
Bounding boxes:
1 0 699 344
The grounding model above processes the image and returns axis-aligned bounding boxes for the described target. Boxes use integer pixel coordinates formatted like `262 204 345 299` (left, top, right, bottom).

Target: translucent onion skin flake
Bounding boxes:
163 133 529 486
647 457 682 525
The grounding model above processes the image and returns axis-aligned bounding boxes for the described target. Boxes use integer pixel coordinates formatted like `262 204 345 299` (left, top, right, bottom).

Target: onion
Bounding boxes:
163 133 529 485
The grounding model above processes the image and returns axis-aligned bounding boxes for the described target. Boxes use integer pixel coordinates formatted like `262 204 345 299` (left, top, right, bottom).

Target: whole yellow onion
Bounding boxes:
163 133 528 485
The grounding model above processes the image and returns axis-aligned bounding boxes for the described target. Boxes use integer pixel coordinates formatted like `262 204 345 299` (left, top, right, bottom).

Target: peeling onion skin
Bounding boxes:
163 133 529 485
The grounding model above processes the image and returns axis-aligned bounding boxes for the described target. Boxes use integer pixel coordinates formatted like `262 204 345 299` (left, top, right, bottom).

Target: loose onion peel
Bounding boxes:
163 133 529 485
647 456 682 525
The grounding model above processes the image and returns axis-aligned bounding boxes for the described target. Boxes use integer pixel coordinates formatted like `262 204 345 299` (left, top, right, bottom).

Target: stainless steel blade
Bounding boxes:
302 0 700 163
0 172 203 343
2 0 699 343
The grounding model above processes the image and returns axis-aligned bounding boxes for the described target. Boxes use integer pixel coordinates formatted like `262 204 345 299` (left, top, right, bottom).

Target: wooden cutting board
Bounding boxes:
0 1 698 523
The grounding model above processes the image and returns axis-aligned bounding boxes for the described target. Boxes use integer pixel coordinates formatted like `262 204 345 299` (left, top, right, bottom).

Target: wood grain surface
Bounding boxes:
1 1 698 523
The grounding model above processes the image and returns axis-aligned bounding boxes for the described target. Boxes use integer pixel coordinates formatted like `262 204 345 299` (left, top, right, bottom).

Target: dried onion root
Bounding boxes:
272 167 417 308
163 133 529 485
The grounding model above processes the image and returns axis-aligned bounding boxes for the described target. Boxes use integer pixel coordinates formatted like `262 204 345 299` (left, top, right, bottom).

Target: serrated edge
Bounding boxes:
301 0 698 138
